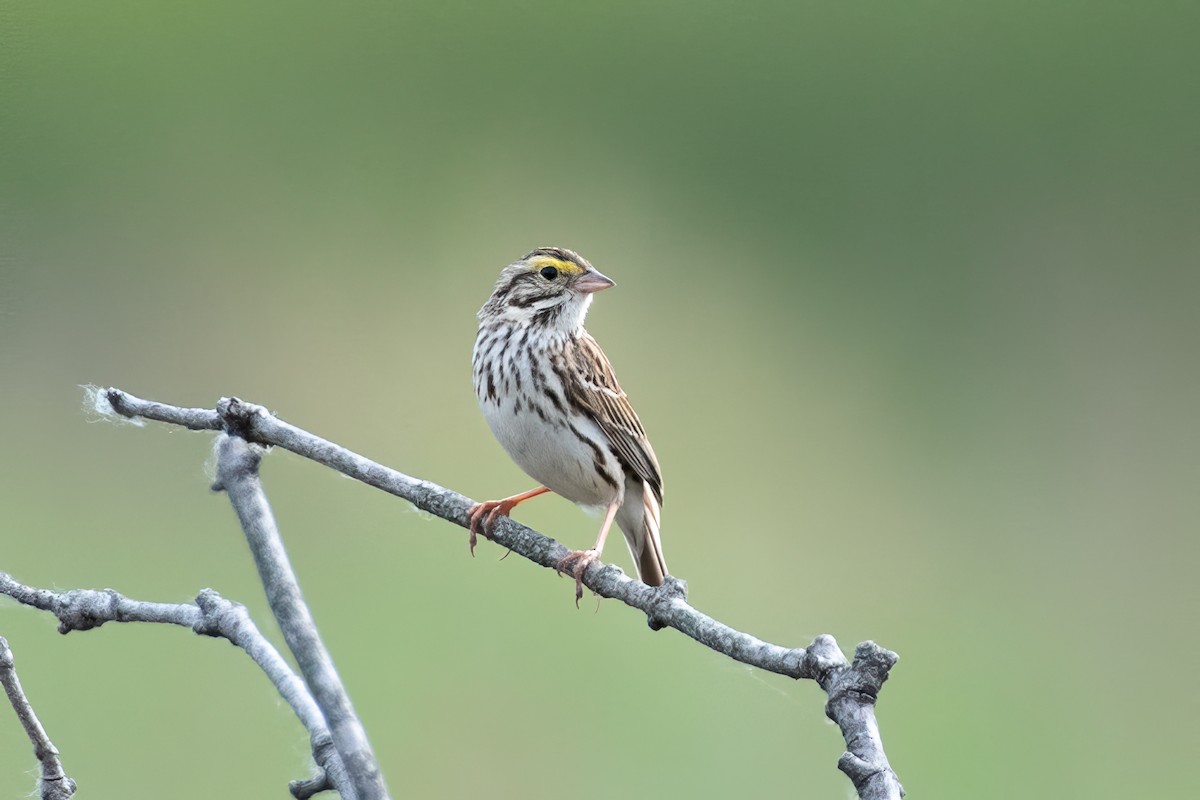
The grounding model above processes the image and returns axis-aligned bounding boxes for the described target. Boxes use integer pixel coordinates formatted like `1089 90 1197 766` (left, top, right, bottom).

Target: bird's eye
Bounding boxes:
539 266 559 280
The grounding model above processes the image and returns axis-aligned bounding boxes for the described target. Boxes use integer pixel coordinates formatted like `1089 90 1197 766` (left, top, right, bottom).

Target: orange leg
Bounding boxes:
468 486 552 555
555 500 620 606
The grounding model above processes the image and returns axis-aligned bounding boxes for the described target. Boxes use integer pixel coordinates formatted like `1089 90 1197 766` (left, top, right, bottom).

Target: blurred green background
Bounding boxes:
2 1 1197 797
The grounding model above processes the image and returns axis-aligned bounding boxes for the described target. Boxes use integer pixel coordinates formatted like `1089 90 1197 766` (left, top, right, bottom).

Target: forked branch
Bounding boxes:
0 574 353 800
92 386 904 799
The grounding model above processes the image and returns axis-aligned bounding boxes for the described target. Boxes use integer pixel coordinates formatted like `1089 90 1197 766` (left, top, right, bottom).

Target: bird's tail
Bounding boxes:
620 480 667 586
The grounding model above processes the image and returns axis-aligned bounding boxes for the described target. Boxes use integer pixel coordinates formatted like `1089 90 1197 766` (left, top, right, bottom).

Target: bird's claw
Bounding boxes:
467 499 517 556
555 550 599 607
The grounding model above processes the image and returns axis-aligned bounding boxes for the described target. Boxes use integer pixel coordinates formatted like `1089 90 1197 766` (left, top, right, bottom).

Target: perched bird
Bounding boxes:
470 247 667 601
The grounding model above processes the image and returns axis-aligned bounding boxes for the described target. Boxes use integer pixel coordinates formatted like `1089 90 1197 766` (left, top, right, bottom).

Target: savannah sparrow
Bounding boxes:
470 247 667 601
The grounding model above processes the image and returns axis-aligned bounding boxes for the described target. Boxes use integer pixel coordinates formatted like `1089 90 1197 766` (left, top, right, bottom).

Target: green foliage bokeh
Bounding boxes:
2 2 1197 798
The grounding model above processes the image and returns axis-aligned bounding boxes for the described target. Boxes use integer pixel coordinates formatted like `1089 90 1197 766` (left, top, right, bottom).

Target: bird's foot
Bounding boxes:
467 497 522 556
466 487 552 556
555 549 599 607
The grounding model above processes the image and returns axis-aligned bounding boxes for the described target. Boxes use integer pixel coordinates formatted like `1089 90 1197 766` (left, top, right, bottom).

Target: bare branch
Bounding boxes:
0 573 354 799
290 767 336 800
811 637 903 799
98 386 904 799
88 384 221 431
213 434 387 800
0 636 77 800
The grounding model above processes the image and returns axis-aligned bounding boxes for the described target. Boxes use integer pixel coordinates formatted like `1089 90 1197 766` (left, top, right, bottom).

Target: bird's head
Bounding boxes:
478 247 615 331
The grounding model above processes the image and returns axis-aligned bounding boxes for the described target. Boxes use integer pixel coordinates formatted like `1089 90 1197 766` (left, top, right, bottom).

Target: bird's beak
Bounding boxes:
574 268 616 294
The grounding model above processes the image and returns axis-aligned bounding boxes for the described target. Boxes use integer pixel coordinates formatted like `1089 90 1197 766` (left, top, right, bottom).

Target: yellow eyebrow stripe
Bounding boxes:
529 256 585 275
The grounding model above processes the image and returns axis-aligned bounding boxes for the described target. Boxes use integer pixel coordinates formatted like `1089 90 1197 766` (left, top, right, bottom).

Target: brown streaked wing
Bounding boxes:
562 333 664 504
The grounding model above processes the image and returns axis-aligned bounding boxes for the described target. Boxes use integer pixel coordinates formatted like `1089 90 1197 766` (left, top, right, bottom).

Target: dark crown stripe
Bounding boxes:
523 246 592 270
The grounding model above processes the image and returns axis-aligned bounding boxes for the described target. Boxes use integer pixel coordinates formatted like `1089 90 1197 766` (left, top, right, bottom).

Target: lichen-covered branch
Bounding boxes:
213 434 387 800
0 573 354 799
90 386 904 798
0 636 77 800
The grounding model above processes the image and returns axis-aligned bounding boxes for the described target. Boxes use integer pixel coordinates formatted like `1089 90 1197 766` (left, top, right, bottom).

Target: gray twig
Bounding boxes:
0 636 77 800
0 573 354 799
92 385 904 799
213 434 388 800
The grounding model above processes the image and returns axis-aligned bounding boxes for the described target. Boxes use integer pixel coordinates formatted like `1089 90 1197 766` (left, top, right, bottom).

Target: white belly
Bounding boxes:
481 393 622 507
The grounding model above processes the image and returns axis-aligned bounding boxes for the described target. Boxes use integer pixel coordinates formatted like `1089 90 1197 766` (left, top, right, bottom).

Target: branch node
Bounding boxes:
39 774 78 800
838 751 905 797
290 734 341 798
853 640 900 677
217 396 269 442
826 641 898 708
801 633 848 687
192 588 242 639
644 576 688 631
55 588 121 634
289 767 333 800
211 431 266 493
104 387 129 416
